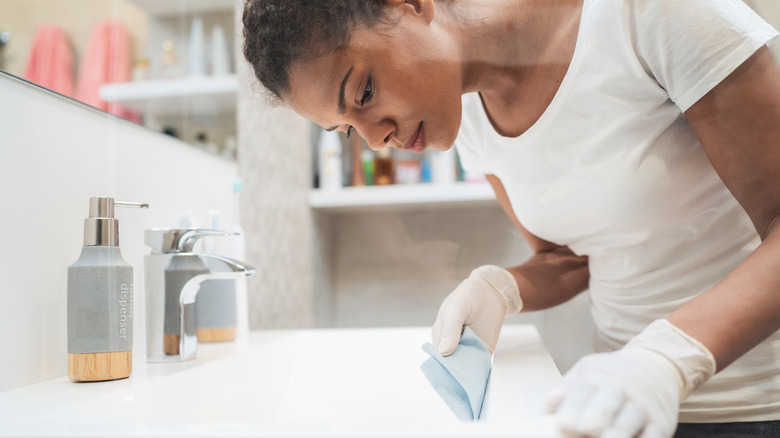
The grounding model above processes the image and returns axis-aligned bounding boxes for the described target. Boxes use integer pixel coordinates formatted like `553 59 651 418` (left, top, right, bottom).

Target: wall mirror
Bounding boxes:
1 0 779 162
0 0 237 159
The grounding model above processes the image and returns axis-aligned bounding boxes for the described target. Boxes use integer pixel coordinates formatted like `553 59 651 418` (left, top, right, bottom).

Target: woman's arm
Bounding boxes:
485 174 590 312
431 174 589 355
672 45 780 372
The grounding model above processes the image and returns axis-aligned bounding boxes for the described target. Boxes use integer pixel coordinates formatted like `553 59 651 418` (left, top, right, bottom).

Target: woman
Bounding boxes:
242 0 780 436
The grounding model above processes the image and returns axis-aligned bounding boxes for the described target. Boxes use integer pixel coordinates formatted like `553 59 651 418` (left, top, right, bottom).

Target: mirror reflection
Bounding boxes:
0 0 237 158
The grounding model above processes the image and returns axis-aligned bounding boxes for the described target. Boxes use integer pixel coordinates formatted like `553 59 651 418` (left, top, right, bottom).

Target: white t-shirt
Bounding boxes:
455 0 780 423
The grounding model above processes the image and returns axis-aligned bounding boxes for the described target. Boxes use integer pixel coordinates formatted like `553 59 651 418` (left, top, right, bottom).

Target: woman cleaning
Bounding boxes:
241 0 780 436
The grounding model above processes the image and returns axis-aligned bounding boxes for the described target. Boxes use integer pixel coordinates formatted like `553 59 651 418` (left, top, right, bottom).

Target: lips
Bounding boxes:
402 122 426 154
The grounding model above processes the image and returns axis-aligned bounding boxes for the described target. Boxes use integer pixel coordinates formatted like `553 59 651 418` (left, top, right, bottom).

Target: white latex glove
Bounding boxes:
544 319 717 438
431 265 522 356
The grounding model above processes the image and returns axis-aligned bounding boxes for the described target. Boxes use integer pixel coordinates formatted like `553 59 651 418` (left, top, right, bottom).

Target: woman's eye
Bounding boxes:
360 79 373 105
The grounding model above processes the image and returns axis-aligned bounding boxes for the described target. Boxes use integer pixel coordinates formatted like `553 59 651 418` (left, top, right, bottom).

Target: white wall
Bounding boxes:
746 0 780 62
313 206 595 373
235 6 315 330
0 73 238 392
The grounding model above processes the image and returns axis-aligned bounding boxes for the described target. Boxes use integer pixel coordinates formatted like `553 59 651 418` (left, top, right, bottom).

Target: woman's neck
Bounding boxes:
445 0 583 136
451 0 583 97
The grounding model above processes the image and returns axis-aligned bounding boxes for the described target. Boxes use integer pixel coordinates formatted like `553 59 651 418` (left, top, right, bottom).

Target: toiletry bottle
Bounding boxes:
432 148 457 185
159 40 182 79
318 129 343 191
188 17 206 76
68 197 148 382
230 178 250 338
162 214 209 354
374 147 394 185
210 24 231 76
195 275 238 342
350 135 365 186
195 210 238 343
163 248 209 355
362 149 375 186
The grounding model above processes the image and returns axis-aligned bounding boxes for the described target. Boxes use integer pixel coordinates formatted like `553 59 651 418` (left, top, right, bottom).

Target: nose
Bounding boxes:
359 118 396 151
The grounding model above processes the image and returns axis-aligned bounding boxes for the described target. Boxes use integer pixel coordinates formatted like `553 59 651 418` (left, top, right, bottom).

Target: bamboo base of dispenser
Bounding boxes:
164 334 180 355
68 351 132 382
197 327 237 343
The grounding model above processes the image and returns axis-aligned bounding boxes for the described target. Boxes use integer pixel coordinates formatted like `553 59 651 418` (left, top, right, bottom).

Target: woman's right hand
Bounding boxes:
432 265 522 355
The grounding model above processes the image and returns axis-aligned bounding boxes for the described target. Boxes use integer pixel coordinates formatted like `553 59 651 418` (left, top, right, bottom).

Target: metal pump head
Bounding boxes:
83 197 149 246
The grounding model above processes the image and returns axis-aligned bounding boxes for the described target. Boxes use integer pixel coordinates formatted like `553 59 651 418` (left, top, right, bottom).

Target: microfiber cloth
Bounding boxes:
420 327 492 420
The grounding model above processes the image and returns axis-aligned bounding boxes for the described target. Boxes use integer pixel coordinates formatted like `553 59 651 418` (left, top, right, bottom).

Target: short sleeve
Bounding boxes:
629 0 779 112
454 93 493 175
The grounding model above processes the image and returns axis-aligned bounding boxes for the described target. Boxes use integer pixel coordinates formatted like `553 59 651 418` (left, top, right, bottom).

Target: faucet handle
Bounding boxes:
177 229 238 252
145 228 238 253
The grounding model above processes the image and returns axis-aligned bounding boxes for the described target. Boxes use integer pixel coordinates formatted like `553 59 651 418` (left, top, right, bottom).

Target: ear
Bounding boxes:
385 0 435 24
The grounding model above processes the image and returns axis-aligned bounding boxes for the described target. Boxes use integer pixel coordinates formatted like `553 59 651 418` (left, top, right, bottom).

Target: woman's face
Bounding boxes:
285 5 463 153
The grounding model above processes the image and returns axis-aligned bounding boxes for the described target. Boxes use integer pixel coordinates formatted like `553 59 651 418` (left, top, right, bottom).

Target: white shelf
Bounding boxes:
130 0 235 17
99 75 237 116
309 182 498 212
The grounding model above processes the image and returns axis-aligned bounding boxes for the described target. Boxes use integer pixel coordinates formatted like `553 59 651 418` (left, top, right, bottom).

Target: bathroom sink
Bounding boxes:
0 326 562 437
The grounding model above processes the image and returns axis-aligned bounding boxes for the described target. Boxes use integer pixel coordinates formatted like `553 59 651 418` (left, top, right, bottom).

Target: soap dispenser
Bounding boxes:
67 197 148 382
163 246 209 355
195 211 238 344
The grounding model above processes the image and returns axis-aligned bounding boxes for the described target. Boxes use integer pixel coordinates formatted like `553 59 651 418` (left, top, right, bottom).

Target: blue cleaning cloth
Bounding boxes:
420 327 492 420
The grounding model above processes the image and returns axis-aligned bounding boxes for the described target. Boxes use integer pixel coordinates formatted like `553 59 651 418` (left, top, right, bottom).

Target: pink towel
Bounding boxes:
24 24 74 97
75 20 140 122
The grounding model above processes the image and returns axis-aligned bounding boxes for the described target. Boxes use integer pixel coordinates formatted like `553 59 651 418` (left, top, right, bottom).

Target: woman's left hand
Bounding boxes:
544 320 716 438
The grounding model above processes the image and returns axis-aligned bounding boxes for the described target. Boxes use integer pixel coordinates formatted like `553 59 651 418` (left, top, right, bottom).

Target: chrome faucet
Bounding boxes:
144 228 255 362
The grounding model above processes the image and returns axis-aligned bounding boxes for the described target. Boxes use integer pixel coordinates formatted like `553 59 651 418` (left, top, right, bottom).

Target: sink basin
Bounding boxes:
0 326 562 437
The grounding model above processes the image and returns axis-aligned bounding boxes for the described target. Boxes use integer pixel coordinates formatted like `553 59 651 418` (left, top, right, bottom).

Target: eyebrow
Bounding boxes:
338 66 353 115
325 66 354 132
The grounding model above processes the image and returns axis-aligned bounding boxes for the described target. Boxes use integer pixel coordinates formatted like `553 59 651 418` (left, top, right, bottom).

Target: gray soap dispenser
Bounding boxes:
67 197 148 382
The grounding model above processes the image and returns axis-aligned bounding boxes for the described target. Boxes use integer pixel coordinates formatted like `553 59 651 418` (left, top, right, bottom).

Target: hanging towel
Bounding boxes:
75 20 139 122
24 24 74 97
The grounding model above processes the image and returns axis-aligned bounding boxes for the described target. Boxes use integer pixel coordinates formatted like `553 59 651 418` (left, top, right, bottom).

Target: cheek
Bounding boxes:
420 100 460 152
428 85 463 151
387 61 462 149
435 110 462 151
424 69 462 149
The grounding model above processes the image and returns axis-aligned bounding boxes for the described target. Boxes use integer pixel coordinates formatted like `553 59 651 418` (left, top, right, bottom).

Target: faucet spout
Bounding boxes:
144 228 256 362
177 254 256 361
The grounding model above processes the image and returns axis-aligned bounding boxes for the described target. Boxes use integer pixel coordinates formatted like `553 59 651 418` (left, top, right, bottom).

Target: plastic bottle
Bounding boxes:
362 149 375 186
188 17 206 76
194 209 238 343
162 247 209 355
432 148 457 185
318 130 343 190
210 24 231 76
374 147 394 185
230 178 250 338
159 40 183 79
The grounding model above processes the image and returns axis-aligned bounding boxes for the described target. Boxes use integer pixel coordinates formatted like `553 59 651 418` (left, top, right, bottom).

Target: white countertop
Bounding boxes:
0 325 563 437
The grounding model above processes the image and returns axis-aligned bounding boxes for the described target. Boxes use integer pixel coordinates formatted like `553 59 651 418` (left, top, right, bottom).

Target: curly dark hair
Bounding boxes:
242 0 390 103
